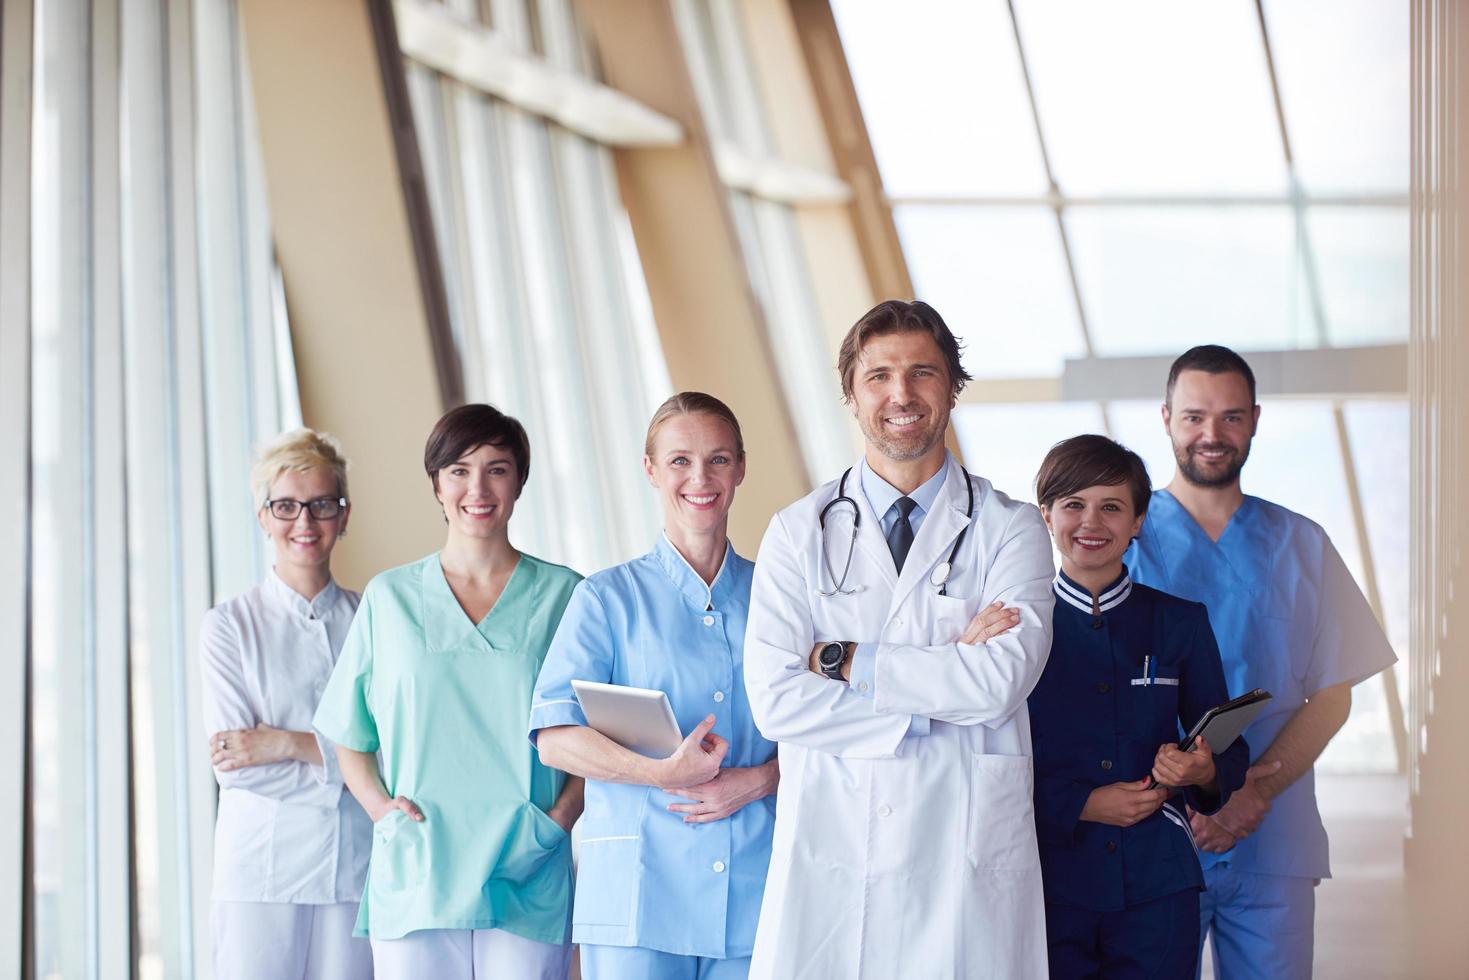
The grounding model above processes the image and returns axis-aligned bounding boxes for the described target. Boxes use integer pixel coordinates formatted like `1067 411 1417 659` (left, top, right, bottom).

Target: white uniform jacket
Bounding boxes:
200 571 373 905
743 455 1055 979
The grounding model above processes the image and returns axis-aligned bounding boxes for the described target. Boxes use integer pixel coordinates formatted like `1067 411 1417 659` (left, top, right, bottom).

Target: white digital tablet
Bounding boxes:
571 680 685 759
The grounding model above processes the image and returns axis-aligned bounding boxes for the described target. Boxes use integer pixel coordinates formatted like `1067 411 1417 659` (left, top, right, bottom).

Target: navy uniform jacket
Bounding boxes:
1028 567 1249 912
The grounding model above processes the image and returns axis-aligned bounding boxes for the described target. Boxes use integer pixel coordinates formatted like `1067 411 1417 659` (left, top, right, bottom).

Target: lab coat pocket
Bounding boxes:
573 820 638 927
212 788 278 898
371 809 426 893
965 752 1039 873
931 593 973 644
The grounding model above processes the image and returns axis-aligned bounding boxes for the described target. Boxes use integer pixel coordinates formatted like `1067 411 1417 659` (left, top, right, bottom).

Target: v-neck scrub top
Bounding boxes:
313 552 582 942
1126 491 1396 879
528 537 777 959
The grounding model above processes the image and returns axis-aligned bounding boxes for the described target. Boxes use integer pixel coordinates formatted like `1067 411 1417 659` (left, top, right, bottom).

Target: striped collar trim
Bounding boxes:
1053 570 1133 615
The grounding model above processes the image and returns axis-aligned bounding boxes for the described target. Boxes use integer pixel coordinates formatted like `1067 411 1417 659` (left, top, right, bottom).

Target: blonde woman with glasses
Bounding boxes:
201 428 374 980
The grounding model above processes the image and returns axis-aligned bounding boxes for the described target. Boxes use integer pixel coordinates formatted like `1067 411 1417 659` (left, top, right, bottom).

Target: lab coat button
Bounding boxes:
858 681 869 693
702 615 715 626
1105 841 1118 854
713 691 725 703
877 804 892 818
1100 759 1113 771
1097 682 1110 694
712 861 726 873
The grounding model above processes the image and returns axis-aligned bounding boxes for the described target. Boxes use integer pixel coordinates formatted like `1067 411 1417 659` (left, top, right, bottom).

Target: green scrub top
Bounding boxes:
313 551 582 942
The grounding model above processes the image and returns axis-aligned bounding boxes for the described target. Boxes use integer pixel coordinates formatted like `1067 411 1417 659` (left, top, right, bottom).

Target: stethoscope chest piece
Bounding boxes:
929 561 952 589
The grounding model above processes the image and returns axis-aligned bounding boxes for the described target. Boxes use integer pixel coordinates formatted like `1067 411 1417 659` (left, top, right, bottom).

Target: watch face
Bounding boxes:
819 643 845 668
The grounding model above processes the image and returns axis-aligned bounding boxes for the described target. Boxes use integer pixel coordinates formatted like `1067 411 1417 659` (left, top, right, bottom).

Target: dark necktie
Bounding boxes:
886 497 918 573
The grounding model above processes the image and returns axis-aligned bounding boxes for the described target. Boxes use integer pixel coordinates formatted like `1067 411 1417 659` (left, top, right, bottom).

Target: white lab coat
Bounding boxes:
743 455 1055 980
200 571 372 905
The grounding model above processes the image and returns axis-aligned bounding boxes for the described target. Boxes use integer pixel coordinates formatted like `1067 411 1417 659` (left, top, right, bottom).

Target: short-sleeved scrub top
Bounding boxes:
527 536 777 960
313 552 582 942
1126 491 1397 879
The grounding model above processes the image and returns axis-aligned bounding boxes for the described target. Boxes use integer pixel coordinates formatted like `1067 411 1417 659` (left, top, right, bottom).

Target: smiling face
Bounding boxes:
1041 482 1144 582
644 412 745 538
434 442 521 541
257 466 348 573
850 330 954 465
1164 369 1260 488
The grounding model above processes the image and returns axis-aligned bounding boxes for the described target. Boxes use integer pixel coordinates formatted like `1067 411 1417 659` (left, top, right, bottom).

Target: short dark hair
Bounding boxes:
1166 344 1257 407
1034 434 1152 517
837 299 972 402
423 403 532 495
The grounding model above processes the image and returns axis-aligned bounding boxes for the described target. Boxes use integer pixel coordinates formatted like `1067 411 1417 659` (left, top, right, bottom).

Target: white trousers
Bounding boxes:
211 900 373 980
370 928 571 980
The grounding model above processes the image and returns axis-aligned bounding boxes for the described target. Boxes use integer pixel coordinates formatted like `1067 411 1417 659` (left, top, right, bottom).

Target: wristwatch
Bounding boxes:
818 641 849 680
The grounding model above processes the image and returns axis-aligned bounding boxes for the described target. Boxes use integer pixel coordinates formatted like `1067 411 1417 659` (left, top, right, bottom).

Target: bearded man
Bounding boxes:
1125 345 1396 980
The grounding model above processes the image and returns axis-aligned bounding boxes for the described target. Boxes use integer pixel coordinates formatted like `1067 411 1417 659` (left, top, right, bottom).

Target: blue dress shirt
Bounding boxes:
528 536 776 959
846 457 953 708
858 455 948 542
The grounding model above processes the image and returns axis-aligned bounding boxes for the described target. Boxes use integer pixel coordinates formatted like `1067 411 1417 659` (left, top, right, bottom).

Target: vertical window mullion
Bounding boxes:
30 0 98 975
0 0 35 974
89 0 135 975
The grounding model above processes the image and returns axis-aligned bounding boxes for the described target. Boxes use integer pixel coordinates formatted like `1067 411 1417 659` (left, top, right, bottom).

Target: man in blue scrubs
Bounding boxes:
1126 345 1396 979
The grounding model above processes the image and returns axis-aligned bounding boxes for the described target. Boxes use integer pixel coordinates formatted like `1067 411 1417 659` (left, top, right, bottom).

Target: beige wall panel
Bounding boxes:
239 0 445 589
576 0 808 552
793 205 870 457
740 0 835 173
787 0 913 303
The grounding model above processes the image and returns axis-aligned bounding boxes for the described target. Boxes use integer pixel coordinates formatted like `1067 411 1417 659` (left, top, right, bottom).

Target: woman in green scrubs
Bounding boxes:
314 404 584 980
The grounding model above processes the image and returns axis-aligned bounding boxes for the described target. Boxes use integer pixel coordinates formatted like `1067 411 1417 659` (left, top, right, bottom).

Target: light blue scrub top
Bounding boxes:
1126 491 1396 879
314 552 582 942
528 536 777 959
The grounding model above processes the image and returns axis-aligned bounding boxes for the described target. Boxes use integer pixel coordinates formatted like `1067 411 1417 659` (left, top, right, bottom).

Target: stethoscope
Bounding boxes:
817 465 975 597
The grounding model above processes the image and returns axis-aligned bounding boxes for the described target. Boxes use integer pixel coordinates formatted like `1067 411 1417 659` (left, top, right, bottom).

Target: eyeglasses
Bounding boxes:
264 496 348 521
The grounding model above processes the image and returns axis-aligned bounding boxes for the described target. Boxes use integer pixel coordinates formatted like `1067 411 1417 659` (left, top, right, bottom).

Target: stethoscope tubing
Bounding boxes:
817 465 975 597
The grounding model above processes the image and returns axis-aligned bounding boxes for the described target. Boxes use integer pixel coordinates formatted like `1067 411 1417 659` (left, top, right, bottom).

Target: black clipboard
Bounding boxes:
1146 688 1273 790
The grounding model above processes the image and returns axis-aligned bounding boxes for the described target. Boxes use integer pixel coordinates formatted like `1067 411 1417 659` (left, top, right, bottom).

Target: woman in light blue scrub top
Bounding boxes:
531 392 779 980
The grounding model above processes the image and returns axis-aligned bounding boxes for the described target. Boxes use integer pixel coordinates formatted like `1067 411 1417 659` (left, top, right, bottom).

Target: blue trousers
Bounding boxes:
580 944 751 980
1045 888 1201 980
1196 865 1315 980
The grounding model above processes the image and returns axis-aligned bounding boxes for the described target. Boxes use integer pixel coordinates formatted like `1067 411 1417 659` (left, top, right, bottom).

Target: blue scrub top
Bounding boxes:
528 536 777 959
1028 568 1249 912
1126 491 1397 879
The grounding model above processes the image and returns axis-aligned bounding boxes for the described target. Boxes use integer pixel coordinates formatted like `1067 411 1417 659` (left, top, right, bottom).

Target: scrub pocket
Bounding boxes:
493 803 569 885
371 809 427 893
965 752 1039 872
573 820 638 927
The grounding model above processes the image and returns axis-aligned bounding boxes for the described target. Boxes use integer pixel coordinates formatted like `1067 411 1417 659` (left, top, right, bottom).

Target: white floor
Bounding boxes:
1201 773 1408 979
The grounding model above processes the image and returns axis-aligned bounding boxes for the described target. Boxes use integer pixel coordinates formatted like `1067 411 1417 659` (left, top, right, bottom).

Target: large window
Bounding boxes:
8 0 298 975
833 0 1409 772
401 0 673 573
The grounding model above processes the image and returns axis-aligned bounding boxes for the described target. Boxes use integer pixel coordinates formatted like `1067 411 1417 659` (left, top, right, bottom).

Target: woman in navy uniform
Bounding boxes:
1028 435 1249 979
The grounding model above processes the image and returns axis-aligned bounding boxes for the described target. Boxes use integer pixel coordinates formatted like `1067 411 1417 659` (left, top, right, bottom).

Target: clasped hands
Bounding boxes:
1188 759 1282 852
651 715 778 824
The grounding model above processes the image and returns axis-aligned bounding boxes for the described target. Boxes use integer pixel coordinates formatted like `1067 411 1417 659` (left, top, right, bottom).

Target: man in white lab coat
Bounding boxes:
744 300 1055 979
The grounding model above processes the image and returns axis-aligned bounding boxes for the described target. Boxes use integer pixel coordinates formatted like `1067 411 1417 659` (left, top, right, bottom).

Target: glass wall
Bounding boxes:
672 0 854 483
403 0 673 574
11 0 298 975
832 0 1409 772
